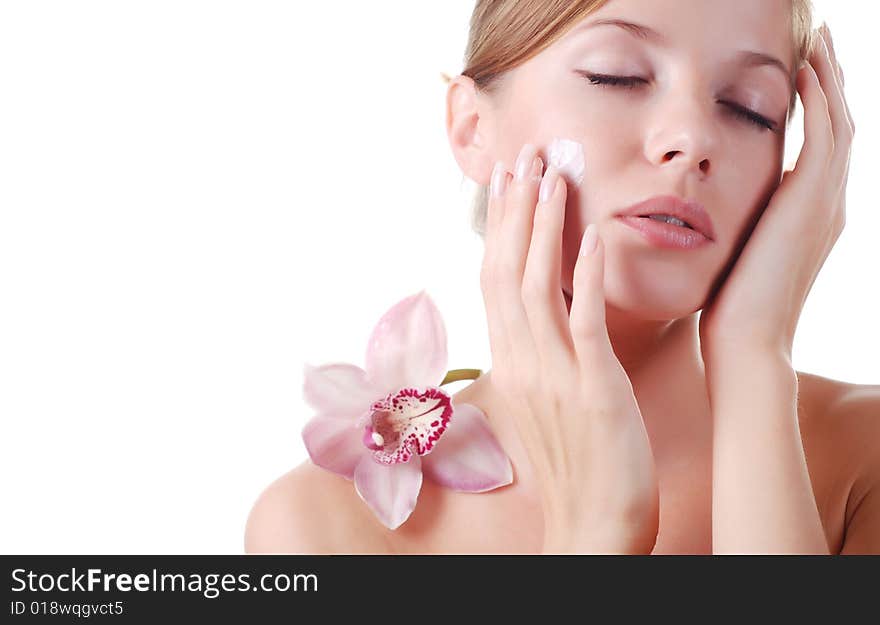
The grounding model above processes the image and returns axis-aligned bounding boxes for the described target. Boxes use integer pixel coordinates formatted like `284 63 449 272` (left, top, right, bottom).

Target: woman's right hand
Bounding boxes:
480 142 660 554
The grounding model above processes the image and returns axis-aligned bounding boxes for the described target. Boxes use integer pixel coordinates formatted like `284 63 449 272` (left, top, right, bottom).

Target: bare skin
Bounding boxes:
245 368 877 554
246 0 879 553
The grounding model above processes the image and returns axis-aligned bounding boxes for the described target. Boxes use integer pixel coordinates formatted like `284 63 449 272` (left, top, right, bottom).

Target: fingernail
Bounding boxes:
539 167 559 203
581 223 598 255
515 143 537 181
532 155 544 181
490 161 507 199
824 22 834 47
820 23 835 59
821 34 831 59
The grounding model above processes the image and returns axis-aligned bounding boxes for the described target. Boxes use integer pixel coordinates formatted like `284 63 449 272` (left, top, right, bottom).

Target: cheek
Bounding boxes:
545 137 586 186
724 151 785 238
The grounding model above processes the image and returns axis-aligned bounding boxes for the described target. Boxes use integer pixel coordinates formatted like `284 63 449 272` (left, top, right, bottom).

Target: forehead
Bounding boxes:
562 0 794 61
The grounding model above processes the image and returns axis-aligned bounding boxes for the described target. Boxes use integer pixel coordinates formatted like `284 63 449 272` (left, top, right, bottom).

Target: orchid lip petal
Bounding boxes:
420 402 513 493
364 291 449 392
354 454 423 530
366 386 453 466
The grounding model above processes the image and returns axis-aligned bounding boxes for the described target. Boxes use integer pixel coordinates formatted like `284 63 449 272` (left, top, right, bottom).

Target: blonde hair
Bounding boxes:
442 0 817 238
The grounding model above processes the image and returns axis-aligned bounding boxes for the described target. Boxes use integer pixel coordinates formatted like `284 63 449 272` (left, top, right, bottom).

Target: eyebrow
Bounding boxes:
572 18 792 79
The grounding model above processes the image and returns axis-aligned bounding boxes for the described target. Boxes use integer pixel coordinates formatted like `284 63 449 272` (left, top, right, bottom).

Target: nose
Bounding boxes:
644 88 719 179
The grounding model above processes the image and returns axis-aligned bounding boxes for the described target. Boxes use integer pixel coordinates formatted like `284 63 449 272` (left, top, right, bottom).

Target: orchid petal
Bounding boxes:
303 363 380 417
353 454 423 530
364 291 448 392
421 402 513 492
301 414 366 480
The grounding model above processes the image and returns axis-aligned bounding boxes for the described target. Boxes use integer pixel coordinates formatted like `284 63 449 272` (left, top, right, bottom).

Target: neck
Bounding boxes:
606 304 695 378
562 287 702 380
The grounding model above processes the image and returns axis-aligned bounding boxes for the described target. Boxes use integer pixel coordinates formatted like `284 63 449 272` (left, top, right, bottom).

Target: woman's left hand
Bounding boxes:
698 24 855 364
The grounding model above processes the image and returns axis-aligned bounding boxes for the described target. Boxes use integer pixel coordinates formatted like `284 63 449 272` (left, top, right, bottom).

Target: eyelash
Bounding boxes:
582 73 778 132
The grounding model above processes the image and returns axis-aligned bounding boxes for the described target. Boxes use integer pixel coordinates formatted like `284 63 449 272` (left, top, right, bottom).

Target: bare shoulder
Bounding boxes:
797 370 880 552
797 370 880 446
244 461 393 554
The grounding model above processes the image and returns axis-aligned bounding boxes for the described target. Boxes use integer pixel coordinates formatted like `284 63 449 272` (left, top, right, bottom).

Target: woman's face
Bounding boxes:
485 0 795 320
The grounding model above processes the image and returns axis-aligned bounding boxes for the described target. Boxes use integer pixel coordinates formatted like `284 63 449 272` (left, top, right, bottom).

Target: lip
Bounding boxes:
615 195 716 242
616 215 712 250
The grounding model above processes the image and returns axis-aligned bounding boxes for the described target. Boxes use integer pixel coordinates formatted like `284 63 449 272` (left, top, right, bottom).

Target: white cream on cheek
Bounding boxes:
546 137 585 187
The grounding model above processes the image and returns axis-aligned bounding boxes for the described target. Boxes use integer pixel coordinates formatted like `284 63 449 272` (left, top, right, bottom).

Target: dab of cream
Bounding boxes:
547 137 585 187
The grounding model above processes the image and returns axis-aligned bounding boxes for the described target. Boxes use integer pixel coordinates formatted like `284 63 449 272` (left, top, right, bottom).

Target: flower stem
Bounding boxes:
440 368 482 386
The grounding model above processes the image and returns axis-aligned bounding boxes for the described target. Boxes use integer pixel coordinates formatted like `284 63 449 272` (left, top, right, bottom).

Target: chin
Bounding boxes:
609 273 706 321
562 257 709 323
561 285 700 323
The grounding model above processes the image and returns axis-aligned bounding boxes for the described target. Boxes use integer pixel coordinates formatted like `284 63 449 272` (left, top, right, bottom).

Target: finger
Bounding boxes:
821 25 855 137
495 143 544 368
836 150 850 230
820 24 843 91
792 60 833 182
814 30 847 140
521 165 576 370
815 28 853 179
485 161 508 253
481 161 514 376
817 26 852 236
823 22 846 87
569 224 614 369
483 161 511 290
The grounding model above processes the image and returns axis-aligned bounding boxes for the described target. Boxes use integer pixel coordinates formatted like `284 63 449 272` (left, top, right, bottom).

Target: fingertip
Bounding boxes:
489 161 504 199
580 223 599 256
569 226 610 360
796 62 812 89
594 228 605 276
557 174 568 202
574 224 605 299
795 63 821 112
486 166 510 224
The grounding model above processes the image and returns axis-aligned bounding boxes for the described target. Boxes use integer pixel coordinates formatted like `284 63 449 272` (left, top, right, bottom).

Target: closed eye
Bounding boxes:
580 73 778 133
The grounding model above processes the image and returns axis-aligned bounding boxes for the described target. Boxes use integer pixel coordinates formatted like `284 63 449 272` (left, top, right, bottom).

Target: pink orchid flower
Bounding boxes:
301 290 513 530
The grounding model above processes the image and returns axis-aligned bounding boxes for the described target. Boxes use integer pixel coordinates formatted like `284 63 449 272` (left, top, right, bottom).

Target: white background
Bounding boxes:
0 1 875 554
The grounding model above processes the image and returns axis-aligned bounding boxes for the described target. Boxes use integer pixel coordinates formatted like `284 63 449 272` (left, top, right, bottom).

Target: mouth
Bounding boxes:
616 214 713 250
615 195 716 242
637 214 695 229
